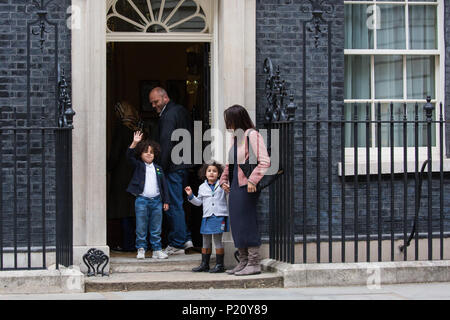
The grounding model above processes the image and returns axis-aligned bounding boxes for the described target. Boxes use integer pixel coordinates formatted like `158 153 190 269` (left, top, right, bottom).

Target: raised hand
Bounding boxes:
130 131 143 148
184 186 192 196
133 131 143 143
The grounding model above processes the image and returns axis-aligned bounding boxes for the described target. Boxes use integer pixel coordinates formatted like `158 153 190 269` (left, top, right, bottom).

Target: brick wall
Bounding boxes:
446 0 450 158
256 0 345 238
0 0 71 249
256 0 450 241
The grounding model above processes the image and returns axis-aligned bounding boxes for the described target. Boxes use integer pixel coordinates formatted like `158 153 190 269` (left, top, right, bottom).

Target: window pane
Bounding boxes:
375 103 436 147
409 5 437 49
407 56 435 99
406 103 436 147
344 103 372 148
375 55 403 99
377 5 406 49
345 4 374 49
345 55 371 100
376 103 404 147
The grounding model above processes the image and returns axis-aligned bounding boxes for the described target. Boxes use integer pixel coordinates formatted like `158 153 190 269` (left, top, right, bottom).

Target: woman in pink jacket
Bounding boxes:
220 105 270 276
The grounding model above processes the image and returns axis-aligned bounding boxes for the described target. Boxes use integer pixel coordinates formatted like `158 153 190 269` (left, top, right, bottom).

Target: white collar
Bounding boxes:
145 162 154 168
159 104 168 117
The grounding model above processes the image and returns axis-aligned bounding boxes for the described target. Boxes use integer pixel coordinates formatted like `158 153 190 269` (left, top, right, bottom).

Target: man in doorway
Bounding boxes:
149 87 194 255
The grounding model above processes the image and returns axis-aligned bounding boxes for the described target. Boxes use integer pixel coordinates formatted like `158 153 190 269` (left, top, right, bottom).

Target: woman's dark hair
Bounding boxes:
198 161 224 180
224 104 256 131
135 139 160 159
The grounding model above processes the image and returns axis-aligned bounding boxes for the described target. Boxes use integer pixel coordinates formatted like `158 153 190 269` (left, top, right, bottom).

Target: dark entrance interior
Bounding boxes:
106 42 210 253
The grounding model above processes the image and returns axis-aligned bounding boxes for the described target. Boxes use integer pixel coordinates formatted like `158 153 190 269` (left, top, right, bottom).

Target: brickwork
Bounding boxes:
446 0 450 158
256 0 450 242
0 0 71 249
255 0 345 237
0 0 448 253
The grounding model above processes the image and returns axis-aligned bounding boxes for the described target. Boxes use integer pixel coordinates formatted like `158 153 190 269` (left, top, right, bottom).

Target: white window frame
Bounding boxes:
105 0 214 42
341 0 446 175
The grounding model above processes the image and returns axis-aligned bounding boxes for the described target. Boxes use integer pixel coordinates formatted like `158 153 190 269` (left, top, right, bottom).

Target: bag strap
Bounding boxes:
246 129 258 166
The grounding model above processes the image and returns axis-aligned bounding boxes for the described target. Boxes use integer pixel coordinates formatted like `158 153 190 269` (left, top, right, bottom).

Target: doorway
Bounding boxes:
106 42 210 253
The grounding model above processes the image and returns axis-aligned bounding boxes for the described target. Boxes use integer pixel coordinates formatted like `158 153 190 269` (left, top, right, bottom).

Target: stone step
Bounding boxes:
110 253 215 273
85 271 283 292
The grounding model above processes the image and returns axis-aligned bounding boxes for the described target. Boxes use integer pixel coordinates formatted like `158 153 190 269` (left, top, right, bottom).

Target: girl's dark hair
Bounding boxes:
135 139 161 159
224 104 256 131
198 161 224 180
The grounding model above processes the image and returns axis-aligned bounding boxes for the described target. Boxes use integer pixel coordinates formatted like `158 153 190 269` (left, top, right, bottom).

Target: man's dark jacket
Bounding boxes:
157 100 194 173
125 148 170 204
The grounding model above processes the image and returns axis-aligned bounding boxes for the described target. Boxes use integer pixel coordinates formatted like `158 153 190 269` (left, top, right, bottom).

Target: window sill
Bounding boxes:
338 159 450 177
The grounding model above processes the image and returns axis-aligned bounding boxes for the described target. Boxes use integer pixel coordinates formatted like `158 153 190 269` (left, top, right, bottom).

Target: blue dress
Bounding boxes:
200 182 230 234
200 215 229 234
228 138 262 248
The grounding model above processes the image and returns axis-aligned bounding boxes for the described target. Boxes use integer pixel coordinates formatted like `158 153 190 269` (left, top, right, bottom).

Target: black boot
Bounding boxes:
209 254 225 273
192 253 211 272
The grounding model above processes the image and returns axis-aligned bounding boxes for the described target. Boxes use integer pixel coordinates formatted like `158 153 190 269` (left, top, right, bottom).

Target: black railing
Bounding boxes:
268 96 448 264
55 71 75 269
0 126 73 270
263 57 296 263
0 69 74 271
263 0 448 264
266 121 295 263
55 127 74 269
0 0 74 271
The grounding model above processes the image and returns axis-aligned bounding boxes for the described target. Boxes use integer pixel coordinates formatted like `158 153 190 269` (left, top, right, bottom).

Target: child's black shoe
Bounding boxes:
192 252 211 272
209 254 225 273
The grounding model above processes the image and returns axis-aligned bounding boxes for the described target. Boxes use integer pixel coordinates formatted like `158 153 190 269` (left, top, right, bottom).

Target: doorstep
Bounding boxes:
84 271 284 292
109 251 216 273
86 252 283 292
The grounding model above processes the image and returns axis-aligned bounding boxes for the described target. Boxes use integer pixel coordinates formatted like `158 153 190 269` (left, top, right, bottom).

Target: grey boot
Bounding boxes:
234 246 261 276
226 248 248 275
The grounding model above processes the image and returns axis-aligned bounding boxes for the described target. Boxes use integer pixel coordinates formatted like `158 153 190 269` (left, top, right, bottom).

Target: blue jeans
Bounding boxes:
166 169 192 248
135 195 163 251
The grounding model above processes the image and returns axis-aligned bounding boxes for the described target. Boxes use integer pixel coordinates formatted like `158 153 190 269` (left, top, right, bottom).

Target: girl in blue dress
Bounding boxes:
185 162 229 273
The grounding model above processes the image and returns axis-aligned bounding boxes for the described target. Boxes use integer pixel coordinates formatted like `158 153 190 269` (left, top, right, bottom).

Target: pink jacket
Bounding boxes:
219 129 271 187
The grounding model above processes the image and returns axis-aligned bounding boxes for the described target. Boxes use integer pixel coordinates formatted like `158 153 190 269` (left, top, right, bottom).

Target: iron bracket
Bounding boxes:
82 248 109 277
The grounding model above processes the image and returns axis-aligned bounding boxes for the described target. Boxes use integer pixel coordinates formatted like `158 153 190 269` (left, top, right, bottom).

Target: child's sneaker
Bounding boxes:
136 248 145 259
152 250 168 259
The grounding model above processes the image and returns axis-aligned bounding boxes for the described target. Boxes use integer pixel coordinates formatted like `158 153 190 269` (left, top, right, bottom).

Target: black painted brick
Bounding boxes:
446 0 450 158
0 0 71 248
256 0 450 242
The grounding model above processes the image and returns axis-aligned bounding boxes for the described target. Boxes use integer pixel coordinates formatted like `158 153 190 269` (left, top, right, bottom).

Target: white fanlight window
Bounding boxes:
106 0 213 41
343 0 444 154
